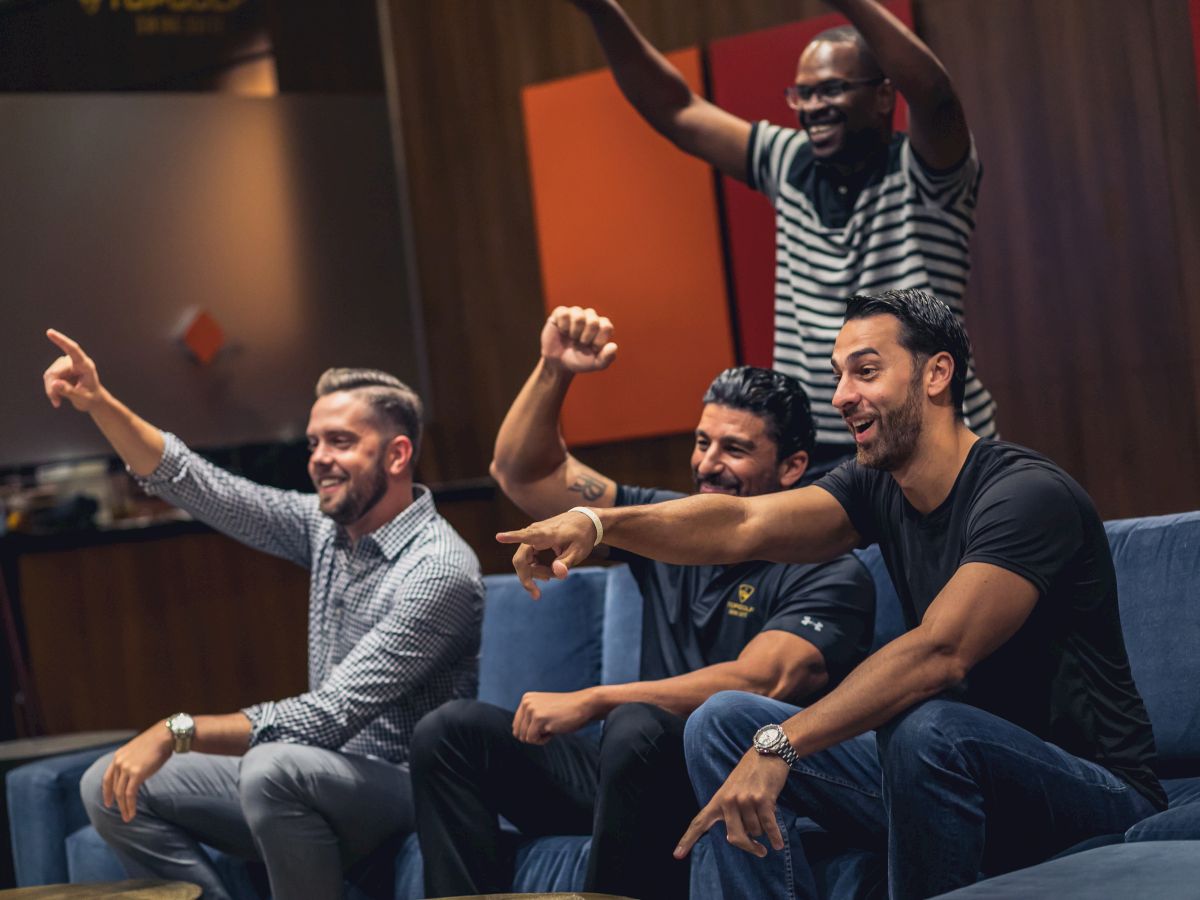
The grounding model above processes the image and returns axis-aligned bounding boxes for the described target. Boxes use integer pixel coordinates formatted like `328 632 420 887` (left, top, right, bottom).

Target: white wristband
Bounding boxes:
568 506 604 546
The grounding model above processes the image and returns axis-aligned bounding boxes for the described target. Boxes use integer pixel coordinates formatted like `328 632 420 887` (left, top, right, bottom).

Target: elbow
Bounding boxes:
751 658 829 704
923 638 971 694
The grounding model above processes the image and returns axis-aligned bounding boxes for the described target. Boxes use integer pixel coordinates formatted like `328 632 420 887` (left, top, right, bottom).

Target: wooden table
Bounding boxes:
0 881 200 898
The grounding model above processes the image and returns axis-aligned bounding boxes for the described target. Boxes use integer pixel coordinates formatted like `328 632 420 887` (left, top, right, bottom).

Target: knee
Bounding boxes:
599 703 679 778
238 743 306 824
683 691 783 762
80 753 116 828
409 698 496 776
877 699 973 775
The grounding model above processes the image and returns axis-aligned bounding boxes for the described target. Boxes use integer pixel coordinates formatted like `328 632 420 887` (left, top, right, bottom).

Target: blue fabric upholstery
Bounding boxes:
11 521 1200 898
930 841 1200 898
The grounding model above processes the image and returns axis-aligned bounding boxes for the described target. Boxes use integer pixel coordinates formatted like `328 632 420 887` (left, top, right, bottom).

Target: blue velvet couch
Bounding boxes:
8 511 1200 898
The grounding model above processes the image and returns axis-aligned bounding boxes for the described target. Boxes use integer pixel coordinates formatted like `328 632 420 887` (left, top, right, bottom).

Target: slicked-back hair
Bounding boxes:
844 288 971 417
809 25 884 79
703 366 816 459
315 368 424 459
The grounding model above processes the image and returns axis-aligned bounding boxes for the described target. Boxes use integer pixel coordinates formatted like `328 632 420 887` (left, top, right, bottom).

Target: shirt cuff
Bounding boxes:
241 700 277 747
130 431 189 491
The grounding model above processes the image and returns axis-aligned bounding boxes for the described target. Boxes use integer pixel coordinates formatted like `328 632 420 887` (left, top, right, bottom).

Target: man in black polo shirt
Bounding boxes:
500 291 1164 899
410 306 875 900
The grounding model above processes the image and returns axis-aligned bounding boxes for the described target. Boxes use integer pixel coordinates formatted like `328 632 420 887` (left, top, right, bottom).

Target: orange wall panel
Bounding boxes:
522 49 734 446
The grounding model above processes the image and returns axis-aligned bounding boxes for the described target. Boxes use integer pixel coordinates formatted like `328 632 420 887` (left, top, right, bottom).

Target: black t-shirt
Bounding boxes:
611 485 876 695
818 439 1166 809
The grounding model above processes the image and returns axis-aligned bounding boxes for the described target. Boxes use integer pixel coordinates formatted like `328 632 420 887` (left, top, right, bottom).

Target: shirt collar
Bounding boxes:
337 484 436 559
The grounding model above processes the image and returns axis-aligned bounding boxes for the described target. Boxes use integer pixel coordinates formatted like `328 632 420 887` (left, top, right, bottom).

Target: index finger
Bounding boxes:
495 528 530 545
674 806 720 859
101 759 116 808
46 329 86 363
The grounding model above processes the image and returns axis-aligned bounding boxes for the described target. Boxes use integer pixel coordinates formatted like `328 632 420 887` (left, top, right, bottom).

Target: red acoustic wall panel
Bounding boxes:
708 1 913 367
522 49 734 446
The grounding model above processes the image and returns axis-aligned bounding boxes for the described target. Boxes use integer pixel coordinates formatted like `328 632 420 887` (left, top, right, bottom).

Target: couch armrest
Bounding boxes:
6 742 123 886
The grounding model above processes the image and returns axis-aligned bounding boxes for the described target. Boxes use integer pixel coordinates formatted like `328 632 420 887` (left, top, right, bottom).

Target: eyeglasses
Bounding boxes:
784 77 885 109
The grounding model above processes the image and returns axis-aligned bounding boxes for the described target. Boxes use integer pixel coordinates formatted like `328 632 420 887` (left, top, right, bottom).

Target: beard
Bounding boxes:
319 455 389 526
855 374 923 471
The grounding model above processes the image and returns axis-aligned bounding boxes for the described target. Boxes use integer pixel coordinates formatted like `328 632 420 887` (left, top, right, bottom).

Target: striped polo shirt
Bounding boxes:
748 122 998 447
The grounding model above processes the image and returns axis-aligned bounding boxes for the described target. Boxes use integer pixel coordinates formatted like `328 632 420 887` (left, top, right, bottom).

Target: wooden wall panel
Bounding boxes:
382 0 1200 527
19 533 308 734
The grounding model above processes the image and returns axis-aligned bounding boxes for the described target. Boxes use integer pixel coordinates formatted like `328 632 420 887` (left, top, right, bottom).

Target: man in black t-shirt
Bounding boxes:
411 306 875 900
500 290 1164 899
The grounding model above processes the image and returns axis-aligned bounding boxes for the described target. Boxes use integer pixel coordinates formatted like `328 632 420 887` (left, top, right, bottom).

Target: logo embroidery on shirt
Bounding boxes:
727 584 757 618
800 615 824 632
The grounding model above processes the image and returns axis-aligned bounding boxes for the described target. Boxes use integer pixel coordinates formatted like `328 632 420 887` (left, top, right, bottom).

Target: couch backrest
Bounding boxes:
478 567 610 713
1106 512 1200 767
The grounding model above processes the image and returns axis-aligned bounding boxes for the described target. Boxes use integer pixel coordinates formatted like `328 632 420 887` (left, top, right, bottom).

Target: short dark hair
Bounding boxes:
844 288 971 416
810 25 884 79
703 366 816 458
315 368 424 458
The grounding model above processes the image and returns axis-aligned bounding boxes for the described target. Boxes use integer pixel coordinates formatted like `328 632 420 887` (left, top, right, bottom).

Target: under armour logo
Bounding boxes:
800 616 824 632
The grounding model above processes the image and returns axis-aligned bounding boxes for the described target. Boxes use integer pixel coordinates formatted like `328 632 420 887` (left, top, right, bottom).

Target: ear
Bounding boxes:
925 351 956 407
385 434 414 477
777 450 809 489
876 78 896 119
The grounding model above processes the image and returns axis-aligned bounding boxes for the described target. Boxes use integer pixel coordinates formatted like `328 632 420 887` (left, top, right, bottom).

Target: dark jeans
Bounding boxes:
685 691 1158 900
410 698 695 899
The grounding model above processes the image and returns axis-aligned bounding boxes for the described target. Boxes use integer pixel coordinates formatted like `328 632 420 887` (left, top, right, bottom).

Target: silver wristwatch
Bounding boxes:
165 712 195 753
753 723 799 768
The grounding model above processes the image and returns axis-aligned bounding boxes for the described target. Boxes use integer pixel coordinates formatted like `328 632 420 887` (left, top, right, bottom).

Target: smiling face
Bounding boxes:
793 39 892 161
831 315 928 471
691 404 800 497
306 391 395 527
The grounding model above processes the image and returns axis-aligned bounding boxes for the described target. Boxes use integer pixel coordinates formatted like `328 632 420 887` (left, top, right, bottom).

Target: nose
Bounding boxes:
695 443 724 477
832 371 858 414
309 441 333 467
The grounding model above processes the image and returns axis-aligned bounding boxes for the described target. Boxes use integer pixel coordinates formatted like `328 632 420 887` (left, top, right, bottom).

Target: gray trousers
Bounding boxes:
80 743 413 900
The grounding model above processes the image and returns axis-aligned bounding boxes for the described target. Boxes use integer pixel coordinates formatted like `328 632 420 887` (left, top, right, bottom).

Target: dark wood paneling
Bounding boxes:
19 533 307 734
384 0 1200 522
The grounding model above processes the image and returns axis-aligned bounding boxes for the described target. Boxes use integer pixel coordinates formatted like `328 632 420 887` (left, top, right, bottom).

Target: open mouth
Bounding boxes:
847 418 876 443
315 475 347 497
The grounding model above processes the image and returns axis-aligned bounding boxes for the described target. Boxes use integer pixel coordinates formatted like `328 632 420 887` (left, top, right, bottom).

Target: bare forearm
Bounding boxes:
783 628 960 757
192 712 253 756
597 495 760 565
87 388 165 477
593 662 826 719
492 359 573 485
575 0 696 136
829 0 955 105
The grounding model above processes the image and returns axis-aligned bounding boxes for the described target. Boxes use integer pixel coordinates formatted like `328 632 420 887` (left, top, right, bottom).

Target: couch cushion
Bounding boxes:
1125 777 1200 842
930 841 1200 898
391 832 589 899
854 545 904 652
1106 512 1200 766
601 564 643 686
478 568 609 712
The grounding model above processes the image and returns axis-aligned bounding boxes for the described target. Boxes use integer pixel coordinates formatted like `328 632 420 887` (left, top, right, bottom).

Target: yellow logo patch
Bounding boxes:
727 583 757 618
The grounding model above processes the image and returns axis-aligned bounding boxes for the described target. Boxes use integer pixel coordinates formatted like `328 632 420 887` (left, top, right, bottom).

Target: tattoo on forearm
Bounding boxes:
570 474 608 503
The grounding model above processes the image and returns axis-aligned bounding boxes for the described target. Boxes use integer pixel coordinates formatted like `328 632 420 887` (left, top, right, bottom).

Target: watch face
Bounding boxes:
169 713 195 735
755 724 783 750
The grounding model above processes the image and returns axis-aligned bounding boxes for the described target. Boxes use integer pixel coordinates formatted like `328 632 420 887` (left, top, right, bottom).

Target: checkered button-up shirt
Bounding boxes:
137 432 484 764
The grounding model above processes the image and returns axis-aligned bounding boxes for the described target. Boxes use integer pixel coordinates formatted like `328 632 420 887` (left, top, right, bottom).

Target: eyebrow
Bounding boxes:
831 347 882 372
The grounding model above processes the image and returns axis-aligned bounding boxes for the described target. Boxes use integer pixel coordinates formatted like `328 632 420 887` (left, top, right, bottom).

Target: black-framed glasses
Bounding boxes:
784 77 885 109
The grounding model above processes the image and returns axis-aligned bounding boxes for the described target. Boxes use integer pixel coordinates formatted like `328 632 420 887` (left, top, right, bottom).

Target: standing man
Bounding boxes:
410 306 875 900
42 329 483 900
567 0 997 473
500 290 1164 899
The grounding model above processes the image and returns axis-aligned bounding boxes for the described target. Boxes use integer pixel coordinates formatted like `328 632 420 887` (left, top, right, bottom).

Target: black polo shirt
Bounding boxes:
610 485 876 693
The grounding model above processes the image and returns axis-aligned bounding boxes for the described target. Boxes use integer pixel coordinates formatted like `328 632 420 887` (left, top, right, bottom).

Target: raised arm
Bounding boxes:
828 0 970 169
568 0 752 180
42 329 164 476
497 485 860 597
491 305 621 520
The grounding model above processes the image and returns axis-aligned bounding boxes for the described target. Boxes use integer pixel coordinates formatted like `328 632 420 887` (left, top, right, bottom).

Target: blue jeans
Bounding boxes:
684 691 1157 900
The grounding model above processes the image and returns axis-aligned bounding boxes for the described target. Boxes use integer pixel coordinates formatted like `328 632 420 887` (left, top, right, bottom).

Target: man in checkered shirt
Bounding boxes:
41 329 483 900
